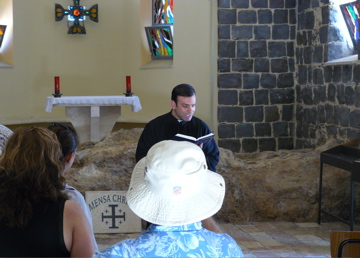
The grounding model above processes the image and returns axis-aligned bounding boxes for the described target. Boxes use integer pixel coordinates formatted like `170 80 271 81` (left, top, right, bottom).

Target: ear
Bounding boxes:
171 100 176 110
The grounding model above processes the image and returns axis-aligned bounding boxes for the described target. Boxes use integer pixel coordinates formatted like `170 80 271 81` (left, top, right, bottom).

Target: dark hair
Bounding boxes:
0 127 67 227
47 122 79 158
171 84 196 104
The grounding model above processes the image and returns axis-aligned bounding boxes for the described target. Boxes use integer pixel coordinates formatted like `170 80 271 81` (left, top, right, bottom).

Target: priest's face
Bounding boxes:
171 95 196 121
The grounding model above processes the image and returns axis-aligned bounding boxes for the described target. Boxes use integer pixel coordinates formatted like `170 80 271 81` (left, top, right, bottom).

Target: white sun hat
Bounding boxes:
127 140 225 226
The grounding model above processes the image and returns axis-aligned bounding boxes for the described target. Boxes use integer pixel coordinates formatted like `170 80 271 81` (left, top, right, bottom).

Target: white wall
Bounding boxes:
0 0 217 131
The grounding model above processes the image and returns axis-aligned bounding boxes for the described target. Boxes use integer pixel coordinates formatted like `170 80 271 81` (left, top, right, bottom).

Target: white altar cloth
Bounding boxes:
45 96 142 113
45 96 142 142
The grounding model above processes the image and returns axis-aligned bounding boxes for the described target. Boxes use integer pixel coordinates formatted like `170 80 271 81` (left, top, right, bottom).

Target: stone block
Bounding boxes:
332 66 342 83
273 122 288 137
327 83 336 102
258 9 272 24
237 41 249 57
319 26 328 44
345 86 355 105
218 139 241 153
232 0 249 8
245 106 264 122
336 84 345 105
268 42 286 57
218 106 244 123
260 73 276 88
218 25 230 39
218 40 235 58
250 41 267 57
277 73 294 88
324 66 333 82
218 123 235 138
259 138 276 152
287 42 294 57
255 89 269 105
254 58 269 72
254 25 271 40
252 0 267 8
278 137 294 150
313 85 326 104
241 138 258 153
218 9 236 24
281 104 294 121
325 104 334 124
218 0 230 8
355 86 360 107
271 58 288 73
313 68 324 85
238 10 257 24
289 9 296 24
313 46 323 63
274 9 288 24
236 123 254 137
270 0 284 8
218 90 238 105
349 110 360 129
239 90 254 105
354 65 360 82
304 11 315 29
298 65 308 85
304 47 312 64
243 74 260 89
232 25 253 40
232 58 253 72
286 0 296 8
218 74 242 88
270 88 294 104
265 106 280 122
218 59 230 72
272 25 289 40
337 106 350 127
301 87 313 105
255 123 271 137
85 191 141 233
342 65 352 83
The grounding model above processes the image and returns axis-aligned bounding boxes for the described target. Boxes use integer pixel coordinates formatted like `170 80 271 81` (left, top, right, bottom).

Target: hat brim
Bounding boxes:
127 157 225 226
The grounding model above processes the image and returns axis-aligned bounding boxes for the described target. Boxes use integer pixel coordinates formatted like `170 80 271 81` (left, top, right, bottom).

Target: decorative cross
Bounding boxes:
101 204 126 229
55 0 98 34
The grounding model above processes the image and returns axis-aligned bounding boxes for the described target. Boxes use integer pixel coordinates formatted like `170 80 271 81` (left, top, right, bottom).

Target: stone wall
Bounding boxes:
217 0 360 153
296 1 360 149
217 0 296 153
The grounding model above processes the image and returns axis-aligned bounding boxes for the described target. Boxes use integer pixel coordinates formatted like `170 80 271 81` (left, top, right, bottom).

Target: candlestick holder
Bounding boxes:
124 92 134 97
53 92 62 98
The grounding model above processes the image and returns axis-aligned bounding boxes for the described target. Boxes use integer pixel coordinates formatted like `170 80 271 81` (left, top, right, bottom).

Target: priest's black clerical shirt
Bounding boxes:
135 111 219 172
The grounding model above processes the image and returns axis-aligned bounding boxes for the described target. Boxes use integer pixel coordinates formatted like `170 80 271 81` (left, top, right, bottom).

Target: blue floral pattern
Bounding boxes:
93 222 243 258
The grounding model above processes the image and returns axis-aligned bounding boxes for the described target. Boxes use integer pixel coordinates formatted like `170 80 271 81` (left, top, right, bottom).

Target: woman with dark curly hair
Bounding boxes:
0 126 95 257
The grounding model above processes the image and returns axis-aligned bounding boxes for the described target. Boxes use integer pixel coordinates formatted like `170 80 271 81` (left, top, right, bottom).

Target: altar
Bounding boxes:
45 96 142 143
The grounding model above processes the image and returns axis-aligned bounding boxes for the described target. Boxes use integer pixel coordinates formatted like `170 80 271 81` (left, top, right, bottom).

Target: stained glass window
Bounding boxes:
153 0 174 25
145 26 173 59
340 1 360 50
145 0 174 60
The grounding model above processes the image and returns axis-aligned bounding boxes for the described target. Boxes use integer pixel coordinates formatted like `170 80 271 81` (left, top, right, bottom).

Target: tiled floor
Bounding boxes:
95 221 354 257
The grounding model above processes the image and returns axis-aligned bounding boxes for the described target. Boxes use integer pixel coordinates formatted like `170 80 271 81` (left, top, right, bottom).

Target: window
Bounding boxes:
339 1 360 51
145 0 174 60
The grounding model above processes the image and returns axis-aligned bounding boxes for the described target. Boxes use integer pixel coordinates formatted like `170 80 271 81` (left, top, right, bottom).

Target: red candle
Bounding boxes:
126 76 131 93
54 76 60 93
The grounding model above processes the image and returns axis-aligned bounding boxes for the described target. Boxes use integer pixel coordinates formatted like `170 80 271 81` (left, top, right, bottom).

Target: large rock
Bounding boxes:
66 128 357 223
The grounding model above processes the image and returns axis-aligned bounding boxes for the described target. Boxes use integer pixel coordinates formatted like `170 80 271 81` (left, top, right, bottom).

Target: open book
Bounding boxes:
172 133 215 148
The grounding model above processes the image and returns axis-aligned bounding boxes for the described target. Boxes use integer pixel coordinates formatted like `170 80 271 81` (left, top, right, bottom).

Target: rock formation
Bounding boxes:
66 128 358 223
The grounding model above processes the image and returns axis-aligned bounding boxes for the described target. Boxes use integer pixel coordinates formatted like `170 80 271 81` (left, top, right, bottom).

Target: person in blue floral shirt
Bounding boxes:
93 140 244 258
